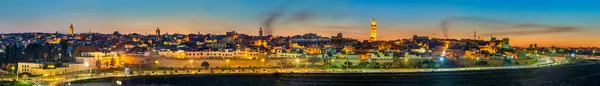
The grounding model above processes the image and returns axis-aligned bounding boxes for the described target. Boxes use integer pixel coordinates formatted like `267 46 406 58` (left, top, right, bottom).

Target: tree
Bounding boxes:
110 58 116 66
59 40 72 62
336 63 344 69
475 61 488 66
366 62 379 68
357 61 369 68
278 60 290 68
307 57 321 67
201 61 210 69
381 62 393 69
343 61 353 67
95 59 102 69
324 63 333 68
4 44 24 63
24 43 43 61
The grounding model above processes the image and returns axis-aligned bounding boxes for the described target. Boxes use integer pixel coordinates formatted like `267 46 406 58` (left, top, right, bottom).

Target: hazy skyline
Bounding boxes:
1 0 599 47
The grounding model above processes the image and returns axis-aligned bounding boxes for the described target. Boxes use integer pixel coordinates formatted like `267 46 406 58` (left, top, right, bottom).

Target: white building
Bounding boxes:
17 62 86 76
156 49 170 57
75 51 122 69
171 50 265 59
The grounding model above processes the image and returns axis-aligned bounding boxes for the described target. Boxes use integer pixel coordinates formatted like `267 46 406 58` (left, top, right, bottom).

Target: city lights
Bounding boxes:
84 62 90 67
1 1 599 86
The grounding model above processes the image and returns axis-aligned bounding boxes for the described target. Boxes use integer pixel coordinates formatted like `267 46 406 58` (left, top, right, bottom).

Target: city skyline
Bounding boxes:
1 0 599 47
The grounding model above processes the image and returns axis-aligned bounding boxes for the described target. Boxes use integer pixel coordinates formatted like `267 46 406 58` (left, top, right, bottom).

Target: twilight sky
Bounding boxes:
0 0 599 47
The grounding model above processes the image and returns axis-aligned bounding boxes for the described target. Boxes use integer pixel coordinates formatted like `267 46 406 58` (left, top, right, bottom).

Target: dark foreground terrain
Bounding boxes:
70 61 600 86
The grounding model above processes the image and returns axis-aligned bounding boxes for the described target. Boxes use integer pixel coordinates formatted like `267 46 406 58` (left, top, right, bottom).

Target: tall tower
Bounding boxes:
473 31 477 39
369 19 377 42
259 27 264 37
156 27 161 37
68 23 74 35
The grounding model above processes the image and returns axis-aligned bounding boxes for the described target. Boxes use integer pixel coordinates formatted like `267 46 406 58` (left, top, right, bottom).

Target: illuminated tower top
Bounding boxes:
259 27 264 37
369 19 377 42
68 23 74 35
372 19 376 25
156 27 161 37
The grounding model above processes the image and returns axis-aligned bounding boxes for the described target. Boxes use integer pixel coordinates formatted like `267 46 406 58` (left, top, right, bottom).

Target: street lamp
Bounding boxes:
84 62 91 76
10 67 15 74
189 60 194 68
295 58 300 68
260 59 266 68
592 50 596 58
154 60 159 69
225 59 230 68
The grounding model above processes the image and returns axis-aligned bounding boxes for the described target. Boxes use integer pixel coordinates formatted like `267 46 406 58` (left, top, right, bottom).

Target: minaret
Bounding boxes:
369 19 377 42
473 31 477 39
156 27 161 37
68 23 74 35
259 27 264 37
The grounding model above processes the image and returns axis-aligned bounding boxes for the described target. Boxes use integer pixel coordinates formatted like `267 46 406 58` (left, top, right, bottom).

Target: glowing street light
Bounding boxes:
154 60 159 69
225 59 230 67
84 62 91 76
10 67 15 73
295 58 300 68
260 59 266 67
84 62 90 67
189 59 194 68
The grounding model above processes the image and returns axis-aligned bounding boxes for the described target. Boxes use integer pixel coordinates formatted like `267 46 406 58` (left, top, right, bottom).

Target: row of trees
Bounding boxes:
0 40 75 69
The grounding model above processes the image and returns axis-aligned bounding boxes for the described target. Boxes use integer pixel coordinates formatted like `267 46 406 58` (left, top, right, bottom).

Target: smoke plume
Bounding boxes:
260 2 349 36
260 7 285 36
441 17 580 38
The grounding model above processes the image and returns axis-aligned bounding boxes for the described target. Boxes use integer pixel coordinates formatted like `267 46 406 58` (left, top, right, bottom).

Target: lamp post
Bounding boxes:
10 67 15 74
154 60 159 69
84 62 90 76
225 59 230 68
592 50 596 58
189 59 194 68
260 59 266 68
10 66 16 79
295 58 300 68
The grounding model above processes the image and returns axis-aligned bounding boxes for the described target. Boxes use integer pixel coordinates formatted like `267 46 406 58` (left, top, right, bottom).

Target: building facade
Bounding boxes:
17 62 86 76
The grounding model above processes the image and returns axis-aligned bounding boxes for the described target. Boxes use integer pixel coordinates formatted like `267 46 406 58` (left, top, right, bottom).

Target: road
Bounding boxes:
2 56 573 86
32 57 567 86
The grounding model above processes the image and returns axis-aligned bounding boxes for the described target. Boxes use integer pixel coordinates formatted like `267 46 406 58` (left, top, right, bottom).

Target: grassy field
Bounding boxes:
0 81 35 86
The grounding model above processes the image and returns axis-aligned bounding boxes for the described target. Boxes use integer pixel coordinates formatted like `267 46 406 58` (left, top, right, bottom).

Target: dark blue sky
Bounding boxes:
0 0 599 47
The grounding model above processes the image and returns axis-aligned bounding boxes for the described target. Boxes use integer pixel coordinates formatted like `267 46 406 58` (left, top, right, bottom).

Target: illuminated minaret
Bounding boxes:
156 27 161 37
259 27 264 37
369 19 377 42
68 23 74 35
